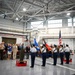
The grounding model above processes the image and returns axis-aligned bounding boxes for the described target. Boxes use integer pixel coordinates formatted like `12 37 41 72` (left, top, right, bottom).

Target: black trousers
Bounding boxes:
53 53 58 65
65 52 70 64
60 53 64 64
42 53 47 66
31 53 36 67
25 53 29 59
0 50 3 60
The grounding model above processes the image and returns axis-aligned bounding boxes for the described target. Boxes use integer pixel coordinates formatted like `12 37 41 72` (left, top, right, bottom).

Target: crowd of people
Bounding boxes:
0 42 30 60
0 41 74 68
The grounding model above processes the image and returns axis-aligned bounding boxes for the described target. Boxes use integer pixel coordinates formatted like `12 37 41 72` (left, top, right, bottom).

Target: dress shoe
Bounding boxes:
53 64 56 66
41 65 45 67
30 66 33 68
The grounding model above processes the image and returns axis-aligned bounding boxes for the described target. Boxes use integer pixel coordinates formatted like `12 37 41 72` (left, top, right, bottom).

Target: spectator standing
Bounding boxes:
0 43 5 60
12 44 18 59
7 44 12 60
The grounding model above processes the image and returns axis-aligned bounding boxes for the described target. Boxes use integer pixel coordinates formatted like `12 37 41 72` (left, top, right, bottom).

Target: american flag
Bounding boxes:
59 30 62 45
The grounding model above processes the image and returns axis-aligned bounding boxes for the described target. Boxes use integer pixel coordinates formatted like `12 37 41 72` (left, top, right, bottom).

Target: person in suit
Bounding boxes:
25 46 30 59
0 43 5 60
30 44 37 68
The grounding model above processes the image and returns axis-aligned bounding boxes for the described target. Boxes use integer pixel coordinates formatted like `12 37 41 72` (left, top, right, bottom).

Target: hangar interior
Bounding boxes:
1 0 75 75
0 0 75 50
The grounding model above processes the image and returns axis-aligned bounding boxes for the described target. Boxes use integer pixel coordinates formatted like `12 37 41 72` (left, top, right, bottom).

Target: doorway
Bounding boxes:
2 37 16 44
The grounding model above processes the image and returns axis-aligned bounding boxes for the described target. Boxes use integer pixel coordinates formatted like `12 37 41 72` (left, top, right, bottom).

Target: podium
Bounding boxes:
16 60 27 67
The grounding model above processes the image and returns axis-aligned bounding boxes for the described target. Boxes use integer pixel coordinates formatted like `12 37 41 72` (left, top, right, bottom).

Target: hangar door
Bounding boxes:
2 37 16 44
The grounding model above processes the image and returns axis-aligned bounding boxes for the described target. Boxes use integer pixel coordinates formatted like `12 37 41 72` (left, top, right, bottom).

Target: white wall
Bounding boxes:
0 18 24 31
0 36 2 43
0 18 29 44
73 39 75 50
0 34 24 44
16 38 23 44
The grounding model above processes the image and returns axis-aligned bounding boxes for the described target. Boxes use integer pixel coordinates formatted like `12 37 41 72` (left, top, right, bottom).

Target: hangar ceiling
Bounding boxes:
0 0 75 23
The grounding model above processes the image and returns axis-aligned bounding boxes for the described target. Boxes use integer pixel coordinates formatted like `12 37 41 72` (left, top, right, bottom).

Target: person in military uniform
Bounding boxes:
41 44 47 67
30 44 37 68
59 45 64 65
52 45 58 66
64 44 70 64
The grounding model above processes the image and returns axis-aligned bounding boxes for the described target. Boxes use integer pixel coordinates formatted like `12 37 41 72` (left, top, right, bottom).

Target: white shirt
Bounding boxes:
59 47 64 53
52 48 57 53
41 47 46 53
64 47 70 52
30 47 37 52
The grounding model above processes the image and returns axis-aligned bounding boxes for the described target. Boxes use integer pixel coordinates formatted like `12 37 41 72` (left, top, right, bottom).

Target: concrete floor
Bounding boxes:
0 55 75 75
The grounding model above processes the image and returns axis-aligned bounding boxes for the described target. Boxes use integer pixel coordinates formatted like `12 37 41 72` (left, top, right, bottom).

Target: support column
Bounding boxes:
43 18 48 27
43 17 48 33
72 17 74 50
23 22 25 33
72 17 74 34
62 18 68 27
27 21 31 29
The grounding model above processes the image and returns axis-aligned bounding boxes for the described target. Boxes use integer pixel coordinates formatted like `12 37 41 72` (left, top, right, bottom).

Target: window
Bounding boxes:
68 18 72 27
73 18 75 26
31 21 43 29
48 19 62 28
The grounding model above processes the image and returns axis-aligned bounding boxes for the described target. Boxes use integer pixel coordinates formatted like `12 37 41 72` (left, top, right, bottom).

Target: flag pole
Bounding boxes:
59 30 62 45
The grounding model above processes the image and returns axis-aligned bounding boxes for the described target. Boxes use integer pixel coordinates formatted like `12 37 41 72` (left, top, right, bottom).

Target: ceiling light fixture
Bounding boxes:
15 17 19 20
67 13 70 16
23 8 26 11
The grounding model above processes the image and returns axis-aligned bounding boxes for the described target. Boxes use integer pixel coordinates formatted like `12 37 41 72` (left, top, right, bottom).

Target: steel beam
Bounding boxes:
4 0 14 12
11 0 24 19
25 9 43 22
35 0 46 4
65 5 75 11
61 0 68 4
24 0 43 8
48 3 75 9
0 12 14 17
29 10 75 17
22 0 53 22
